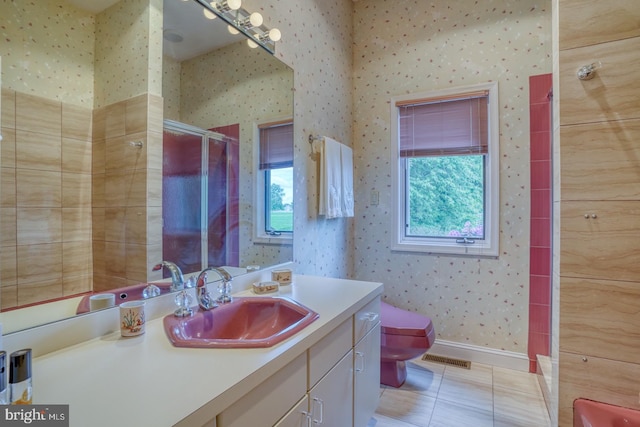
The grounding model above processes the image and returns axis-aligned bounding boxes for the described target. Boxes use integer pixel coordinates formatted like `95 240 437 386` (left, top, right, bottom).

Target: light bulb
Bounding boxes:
203 3 217 19
249 12 263 27
227 25 239 35
268 28 281 42
227 0 241 10
247 39 258 49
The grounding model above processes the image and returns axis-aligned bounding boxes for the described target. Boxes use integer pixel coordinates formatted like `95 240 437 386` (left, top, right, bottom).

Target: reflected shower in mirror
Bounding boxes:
0 0 293 334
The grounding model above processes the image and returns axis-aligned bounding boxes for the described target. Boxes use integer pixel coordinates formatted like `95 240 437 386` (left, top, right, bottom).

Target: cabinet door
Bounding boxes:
354 323 381 427
310 350 354 427
217 353 307 427
275 395 310 427
354 297 380 345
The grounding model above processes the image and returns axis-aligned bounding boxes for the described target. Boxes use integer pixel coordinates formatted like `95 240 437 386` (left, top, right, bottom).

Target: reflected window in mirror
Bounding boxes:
257 120 293 240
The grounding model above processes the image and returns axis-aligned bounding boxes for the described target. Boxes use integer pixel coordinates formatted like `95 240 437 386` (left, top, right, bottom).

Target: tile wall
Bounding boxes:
528 73 552 372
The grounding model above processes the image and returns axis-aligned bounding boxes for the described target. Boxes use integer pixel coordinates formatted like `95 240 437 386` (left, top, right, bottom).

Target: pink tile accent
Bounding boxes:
530 102 551 133
528 73 552 371
530 160 551 190
531 189 551 219
529 275 551 305
530 247 551 277
530 218 551 247
530 131 551 161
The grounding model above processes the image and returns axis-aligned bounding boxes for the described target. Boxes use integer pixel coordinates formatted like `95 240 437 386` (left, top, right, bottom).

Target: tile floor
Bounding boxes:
370 358 550 427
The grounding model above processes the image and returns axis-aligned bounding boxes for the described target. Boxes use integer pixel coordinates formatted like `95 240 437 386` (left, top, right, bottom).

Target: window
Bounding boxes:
256 120 294 241
391 82 499 256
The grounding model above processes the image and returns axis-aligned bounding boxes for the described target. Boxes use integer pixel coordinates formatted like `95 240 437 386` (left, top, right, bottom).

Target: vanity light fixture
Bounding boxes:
203 3 217 20
214 0 242 13
238 12 263 29
193 0 280 54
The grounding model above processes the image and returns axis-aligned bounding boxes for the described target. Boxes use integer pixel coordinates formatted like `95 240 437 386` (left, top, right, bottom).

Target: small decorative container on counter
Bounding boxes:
120 301 146 337
252 281 280 294
9 349 32 404
271 269 292 286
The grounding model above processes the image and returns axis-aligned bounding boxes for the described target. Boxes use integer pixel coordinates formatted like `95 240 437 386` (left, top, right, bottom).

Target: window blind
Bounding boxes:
259 121 293 169
398 92 488 157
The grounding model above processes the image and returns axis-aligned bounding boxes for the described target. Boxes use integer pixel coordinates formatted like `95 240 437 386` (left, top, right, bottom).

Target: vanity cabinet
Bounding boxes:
217 296 381 427
353 297 381 427
216 353 307 427
354 323 381 427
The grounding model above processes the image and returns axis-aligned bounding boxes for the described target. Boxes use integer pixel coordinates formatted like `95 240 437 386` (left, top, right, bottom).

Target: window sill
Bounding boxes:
254 235 293 245
391 240 498 257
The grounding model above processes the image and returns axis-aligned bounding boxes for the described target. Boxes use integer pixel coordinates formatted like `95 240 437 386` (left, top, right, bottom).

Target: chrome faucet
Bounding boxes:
195 267 233 310
152 261 185 292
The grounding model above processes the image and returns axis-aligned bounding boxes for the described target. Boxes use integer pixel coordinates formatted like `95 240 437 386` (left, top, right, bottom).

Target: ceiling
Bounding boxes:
65 0 242 62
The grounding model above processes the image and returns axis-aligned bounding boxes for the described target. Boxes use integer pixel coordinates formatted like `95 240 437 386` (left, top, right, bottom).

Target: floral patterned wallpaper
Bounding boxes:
352 0 552 352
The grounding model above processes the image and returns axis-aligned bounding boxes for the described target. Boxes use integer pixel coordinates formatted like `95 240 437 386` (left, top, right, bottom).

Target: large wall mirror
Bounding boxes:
0 0 294 333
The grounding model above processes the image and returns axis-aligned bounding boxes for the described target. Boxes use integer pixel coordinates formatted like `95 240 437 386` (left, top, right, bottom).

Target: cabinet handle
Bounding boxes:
584 213 598 219
301 411 312 427
355 351 365 373
312 397 324 425
363 312 379 323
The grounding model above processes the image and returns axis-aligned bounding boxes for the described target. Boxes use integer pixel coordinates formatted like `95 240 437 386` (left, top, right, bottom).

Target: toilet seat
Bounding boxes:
381 301 435 343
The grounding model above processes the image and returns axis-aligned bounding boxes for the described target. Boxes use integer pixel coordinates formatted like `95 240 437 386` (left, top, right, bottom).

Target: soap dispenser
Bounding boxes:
9 349 32 404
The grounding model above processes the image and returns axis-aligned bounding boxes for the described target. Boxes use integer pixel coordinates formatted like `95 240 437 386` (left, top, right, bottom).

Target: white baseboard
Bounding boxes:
429 339 530 372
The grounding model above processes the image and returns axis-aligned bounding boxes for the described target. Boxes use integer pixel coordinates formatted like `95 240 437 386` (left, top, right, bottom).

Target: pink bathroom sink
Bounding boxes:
76 282 173 314
163 297 319 348
574 398 640 427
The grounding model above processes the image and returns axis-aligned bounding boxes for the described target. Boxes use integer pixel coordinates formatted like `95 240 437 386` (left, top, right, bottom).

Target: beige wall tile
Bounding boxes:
561 119 640 201
125 94 148 134
559 0 640 50
62 103 92 141
1 285 18 310
17 277 63 306
559 352 640 426
560 201 640 282
104 168 147 207
17 208 62 246
62 137 92 174
15 92 62 135
1 127 16 168
16 169 62 207
1 245 17 287
125 243 149 282
103 101 126 139
62 172 92 208
92 240 106 278
146 130 162 171
125 206 147 245
0 208 16 247
147 167 162 207
146 206 162 246
91 172 105 208
105 133 147 171
146 244 162 281
104 207 126 243
92 138 106 174
148 93 163 134
1 88 16 128
62 241 93 277
104 241 126 278
92 275 129 293
62 207 92 242
560 277 640 364
559 37 640 126
1 167 16 208
16 129 62 172
62 275 92 296
92 207 105 241
16 242 63 283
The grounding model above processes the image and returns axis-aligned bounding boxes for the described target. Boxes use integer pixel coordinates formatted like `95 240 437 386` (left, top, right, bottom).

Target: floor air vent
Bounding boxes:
421 354 471 369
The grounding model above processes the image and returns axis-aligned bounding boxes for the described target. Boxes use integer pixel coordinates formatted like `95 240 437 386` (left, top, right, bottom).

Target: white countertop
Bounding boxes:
31 275 383 427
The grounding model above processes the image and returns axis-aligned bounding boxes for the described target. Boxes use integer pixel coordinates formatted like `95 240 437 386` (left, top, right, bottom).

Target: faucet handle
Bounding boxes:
174 290 194 317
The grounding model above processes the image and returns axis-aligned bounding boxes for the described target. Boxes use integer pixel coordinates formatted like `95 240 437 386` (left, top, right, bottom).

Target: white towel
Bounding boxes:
318 137 343 218
340 144 354 217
